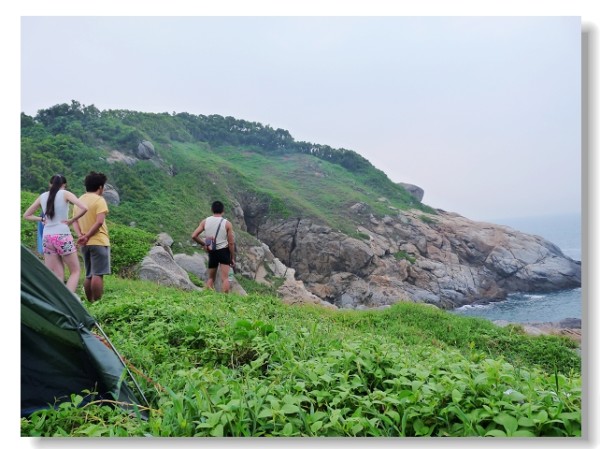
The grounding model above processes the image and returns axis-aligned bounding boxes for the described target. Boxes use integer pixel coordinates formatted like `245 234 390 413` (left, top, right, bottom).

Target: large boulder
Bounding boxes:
398 183 425 202
173 252 208 280
139 246 199 291
136 140 156 159
106 150 137 167
102 184 120 206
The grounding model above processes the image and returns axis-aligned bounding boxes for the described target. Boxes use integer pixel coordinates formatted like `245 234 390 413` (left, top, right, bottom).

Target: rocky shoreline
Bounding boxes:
493 318 582 342
253 207 581 310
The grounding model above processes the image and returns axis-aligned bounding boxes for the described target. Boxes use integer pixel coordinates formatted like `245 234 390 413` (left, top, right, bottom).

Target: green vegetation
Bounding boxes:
356 231 371 240
419 214 437 224
21 280 581 437
394 250 417 264
21 101 433 242
108 225 155 276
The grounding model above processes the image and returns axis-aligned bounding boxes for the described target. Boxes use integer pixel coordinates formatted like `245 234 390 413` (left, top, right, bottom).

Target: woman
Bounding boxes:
23 174 89 293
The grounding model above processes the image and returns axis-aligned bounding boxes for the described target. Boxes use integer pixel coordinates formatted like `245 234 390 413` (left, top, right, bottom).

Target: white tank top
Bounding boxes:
204 216 228 250
40 190 71 235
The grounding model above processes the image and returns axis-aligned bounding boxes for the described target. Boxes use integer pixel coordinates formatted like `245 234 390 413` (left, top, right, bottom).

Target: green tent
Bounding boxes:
21 244 147 417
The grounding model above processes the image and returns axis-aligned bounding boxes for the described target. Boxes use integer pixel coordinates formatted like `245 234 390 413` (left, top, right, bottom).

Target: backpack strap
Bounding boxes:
215 218 225 243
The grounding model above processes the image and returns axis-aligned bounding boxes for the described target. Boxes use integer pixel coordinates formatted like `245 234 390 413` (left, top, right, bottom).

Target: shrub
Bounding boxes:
394 250 416 264
21 191 40 252
108 222 155 276
419 214 436 224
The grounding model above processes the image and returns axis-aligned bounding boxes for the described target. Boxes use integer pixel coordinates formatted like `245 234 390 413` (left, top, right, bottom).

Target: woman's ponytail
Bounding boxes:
45 174 66 219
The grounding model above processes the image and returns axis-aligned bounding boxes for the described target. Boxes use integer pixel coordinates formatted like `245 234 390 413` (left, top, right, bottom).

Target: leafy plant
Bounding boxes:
394 250 416 264
101 222 154 276
419 214 436 224
21 282 581 437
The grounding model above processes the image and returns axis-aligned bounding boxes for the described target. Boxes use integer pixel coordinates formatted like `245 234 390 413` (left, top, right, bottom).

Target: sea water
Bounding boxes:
452 213 582 324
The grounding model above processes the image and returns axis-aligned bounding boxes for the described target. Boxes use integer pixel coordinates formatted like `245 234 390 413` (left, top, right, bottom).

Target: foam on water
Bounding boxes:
451 213 581 324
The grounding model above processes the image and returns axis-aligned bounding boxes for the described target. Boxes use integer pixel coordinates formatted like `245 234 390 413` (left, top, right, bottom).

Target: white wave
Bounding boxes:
523 294 546 300
455 303 492 311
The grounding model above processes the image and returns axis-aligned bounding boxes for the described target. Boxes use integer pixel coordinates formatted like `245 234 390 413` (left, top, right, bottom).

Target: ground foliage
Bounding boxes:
21 278 581 437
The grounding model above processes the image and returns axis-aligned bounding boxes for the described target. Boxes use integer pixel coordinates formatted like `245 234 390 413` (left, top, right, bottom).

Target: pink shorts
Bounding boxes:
43 234 76 256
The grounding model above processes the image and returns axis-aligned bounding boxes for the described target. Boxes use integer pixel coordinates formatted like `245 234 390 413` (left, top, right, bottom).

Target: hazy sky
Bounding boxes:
20 16 581 221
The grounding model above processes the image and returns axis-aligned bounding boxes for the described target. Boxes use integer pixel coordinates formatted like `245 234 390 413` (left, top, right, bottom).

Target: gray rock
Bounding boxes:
174 252 208 280
102 184 120 206
559 318 581 329
350 202 369 214
106 150 138 166
136 140 156 159
398 183 425 202
139 246 199 291
156 233 174 249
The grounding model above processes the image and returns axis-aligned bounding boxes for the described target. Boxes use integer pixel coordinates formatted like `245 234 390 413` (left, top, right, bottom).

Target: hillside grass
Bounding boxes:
21 277 581 437
22 133 432 244
198 144 423 234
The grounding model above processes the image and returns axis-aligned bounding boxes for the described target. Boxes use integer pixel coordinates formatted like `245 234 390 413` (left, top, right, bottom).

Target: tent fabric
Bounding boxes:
21 244 142 416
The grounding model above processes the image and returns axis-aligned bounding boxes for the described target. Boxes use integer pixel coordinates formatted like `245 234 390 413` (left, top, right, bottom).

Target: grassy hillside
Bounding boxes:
21 277 581 437
21 102 433 244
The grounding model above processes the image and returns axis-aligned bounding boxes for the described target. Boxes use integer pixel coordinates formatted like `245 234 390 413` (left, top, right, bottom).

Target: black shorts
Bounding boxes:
207 247 231 269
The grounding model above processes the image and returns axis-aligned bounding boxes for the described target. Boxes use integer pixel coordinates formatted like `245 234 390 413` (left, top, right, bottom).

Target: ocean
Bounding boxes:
452 213 582 324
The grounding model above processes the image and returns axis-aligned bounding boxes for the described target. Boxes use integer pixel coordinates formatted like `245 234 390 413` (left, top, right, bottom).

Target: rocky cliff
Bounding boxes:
255 206 581 309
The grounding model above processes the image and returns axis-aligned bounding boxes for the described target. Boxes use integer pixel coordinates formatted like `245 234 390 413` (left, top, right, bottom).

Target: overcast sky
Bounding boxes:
20 16 582 222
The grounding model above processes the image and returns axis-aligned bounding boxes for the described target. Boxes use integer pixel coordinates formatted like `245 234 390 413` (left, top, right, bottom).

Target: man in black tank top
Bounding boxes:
191 201 236 293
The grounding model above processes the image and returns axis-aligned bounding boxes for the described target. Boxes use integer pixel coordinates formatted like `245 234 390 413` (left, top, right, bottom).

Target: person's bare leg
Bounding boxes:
83 276 103 302
220 264 230 293
62 252 81 293
206 268 217 290
44 254 65 283
83 277 93 301
89 275 104 301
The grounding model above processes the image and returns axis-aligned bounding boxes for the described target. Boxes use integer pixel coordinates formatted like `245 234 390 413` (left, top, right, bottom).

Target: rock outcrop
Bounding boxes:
139 245 200 291
232 240 334 307
398 183 425 202
106 150 137 167
102 184 120 206
494 318 582 342
136 140 156 159
256 209 581 309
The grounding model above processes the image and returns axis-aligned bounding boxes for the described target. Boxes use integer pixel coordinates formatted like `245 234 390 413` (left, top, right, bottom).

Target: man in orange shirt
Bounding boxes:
73 172 110 302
